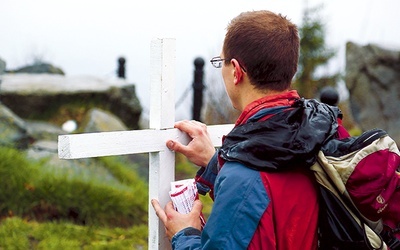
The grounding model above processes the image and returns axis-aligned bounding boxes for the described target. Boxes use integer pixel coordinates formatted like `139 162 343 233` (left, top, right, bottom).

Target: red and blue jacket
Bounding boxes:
171 90 350 249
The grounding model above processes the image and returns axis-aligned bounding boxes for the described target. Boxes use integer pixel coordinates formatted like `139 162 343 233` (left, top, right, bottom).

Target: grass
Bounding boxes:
0 146 148 227
0 146 214 249
0 217 147 249
0 146 149 249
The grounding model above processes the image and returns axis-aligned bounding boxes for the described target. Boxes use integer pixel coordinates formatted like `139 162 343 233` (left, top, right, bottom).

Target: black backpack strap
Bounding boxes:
381 225 400 250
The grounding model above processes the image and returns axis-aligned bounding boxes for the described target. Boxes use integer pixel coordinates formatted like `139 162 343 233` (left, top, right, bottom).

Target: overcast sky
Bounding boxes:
1 0 399 120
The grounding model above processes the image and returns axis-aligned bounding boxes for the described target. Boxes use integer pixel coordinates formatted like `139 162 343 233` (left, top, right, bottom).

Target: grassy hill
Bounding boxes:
0 146 148 249
0 146 212 249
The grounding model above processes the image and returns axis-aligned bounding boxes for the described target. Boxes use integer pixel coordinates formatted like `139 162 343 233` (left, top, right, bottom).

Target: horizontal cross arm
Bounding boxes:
58 124 234 159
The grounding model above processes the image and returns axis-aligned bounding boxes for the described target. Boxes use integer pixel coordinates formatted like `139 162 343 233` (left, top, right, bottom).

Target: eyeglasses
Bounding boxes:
210 56 230 68
210 56 247 72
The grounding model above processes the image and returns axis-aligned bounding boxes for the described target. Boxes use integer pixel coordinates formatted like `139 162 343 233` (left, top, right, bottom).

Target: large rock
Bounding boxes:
0 104 30 149
12 62 64 75
26 120 66 141
0 58 6 75
25 107 135 169
345 42 400 143
80 108 127 133
0 73 142 130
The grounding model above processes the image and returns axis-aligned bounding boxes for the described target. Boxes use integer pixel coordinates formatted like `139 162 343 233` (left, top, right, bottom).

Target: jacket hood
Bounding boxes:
219 99 340 171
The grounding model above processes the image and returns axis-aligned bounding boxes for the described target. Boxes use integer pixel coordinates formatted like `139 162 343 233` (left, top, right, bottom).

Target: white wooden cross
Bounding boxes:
58 38 234 250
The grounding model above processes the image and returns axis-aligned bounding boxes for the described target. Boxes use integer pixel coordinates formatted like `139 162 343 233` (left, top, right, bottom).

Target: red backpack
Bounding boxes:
312 128 400 249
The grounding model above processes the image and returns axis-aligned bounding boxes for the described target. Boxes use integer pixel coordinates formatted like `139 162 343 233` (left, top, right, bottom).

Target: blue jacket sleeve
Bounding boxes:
201 161 270 249
195 152 219 197
173 161 270 249
172 227 202 250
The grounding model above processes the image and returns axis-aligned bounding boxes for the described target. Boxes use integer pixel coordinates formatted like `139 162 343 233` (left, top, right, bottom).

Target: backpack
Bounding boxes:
311 128 400 250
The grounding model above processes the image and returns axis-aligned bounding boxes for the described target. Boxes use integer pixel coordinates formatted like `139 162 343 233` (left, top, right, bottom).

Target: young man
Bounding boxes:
152 10 349 249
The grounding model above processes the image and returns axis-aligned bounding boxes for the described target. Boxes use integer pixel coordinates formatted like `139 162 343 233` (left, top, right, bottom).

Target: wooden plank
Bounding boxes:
58 124 233 159
148 38 176 250
149 38 176 130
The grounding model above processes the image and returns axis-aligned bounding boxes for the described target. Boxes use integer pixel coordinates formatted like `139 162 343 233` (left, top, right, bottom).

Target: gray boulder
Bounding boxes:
25 120 67 141
345 42 400 143
13 62 64 75
0 57 5 74
0 73 142 130
80 108 127 133
26 108 131 169
0 104 30 149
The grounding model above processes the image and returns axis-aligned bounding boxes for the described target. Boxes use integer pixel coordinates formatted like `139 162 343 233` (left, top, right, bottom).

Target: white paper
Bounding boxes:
169 178 197 214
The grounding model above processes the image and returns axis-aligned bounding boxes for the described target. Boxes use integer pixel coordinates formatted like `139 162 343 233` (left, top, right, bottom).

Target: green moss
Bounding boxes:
0 146 148 227
0 217 148 250
0 147 40 214
348 126 363 137
0 217 31 249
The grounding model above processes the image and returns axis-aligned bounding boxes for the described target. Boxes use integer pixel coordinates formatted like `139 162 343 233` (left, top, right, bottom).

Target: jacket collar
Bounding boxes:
235 90 300 126
220 99 340 171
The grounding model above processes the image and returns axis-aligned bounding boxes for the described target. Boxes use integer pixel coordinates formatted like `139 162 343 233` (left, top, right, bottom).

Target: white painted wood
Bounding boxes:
148 38 176 250
57 38 235 250
58 124 233 159
149 38 176 130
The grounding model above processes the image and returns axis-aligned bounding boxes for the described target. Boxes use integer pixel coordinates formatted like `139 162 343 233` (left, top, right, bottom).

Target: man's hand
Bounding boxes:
166 120 215 167
151 199 203 240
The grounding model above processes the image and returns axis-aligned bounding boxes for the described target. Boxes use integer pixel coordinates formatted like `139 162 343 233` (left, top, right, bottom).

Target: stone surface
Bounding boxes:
0 104 30 149
12 62 64 75
0 73 130 93
0 101 146 178
80 108 127 133
345 42 400 143
0 73 142 130
0 58 6 74
25 120 67 141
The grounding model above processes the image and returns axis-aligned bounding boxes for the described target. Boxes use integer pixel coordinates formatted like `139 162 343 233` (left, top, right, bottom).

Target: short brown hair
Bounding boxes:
223 10 299 91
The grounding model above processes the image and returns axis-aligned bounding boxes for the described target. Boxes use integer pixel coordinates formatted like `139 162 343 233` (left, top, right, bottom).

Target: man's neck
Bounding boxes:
235 89 299 125
239 85 291 112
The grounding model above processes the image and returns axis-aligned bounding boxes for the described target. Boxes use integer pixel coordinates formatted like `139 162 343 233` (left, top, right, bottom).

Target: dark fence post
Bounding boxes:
319 86 339 106
192 57 205 121
117 57 126 79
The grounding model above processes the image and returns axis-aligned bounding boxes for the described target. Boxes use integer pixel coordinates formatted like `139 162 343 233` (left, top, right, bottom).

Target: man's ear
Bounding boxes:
231 59 244 85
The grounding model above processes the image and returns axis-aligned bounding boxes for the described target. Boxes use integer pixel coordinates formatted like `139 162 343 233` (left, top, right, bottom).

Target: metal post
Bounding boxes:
117 57 126 79
192 57 205 121
319 86 339 106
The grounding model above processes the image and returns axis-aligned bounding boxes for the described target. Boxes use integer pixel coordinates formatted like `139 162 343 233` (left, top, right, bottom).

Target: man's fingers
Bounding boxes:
164 201 178 215
166 138 201 164
174 120 206 137
166 140 190 155
166 140 178 151
191 200 203 214
173 120 192 133
151 199 167 223
189 120 208 129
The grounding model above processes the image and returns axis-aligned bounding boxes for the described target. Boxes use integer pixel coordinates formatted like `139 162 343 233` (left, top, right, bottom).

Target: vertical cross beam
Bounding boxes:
148 38 175 250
